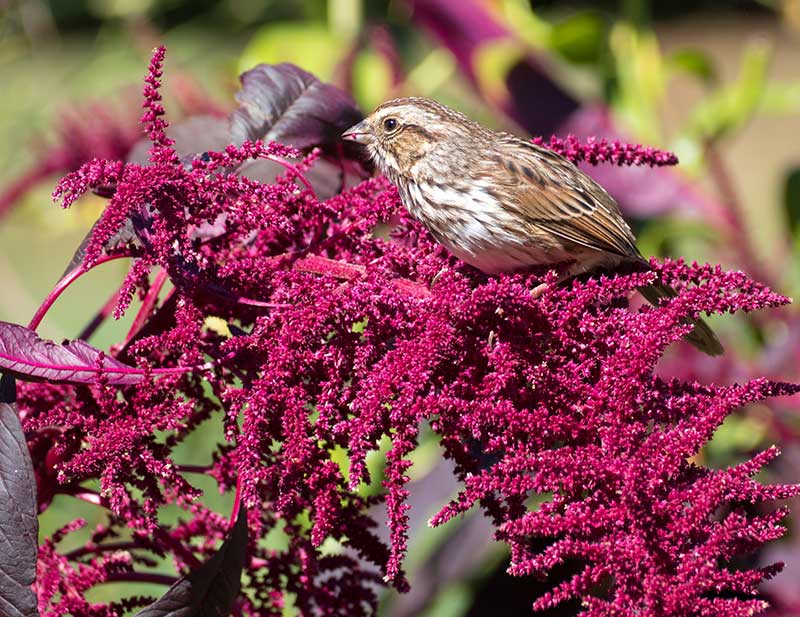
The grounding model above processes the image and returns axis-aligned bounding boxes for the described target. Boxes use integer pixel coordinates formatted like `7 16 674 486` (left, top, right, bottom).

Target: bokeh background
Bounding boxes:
1 0 800 614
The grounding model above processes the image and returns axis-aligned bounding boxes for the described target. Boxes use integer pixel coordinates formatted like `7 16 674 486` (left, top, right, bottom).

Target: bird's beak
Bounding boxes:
342 120 372 144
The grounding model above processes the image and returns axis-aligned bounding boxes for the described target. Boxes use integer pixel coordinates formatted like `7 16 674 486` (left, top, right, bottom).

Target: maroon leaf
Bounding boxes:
59 212 141 283
0 374 39 617
127 115 233 167
0 321 168 385
406 0 578 136
135 510 248 616
230 63 363 150
128 115 354 202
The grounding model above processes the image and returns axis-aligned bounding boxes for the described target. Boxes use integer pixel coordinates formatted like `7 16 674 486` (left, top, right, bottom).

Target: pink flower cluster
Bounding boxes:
19 47 798 615
532 134 680 167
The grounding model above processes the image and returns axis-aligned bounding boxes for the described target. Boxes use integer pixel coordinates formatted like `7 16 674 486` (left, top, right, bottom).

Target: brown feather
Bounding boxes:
492 136 640 261
345 97 724 356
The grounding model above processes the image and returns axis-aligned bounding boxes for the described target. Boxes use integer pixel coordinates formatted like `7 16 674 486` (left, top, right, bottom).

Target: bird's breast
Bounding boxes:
398 179 591 273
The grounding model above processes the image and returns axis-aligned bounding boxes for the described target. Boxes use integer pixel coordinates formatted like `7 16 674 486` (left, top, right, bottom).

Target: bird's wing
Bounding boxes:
481 136 640 259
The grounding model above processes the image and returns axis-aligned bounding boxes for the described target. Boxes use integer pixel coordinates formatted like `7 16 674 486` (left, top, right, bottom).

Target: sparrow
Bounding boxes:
342 97 722 356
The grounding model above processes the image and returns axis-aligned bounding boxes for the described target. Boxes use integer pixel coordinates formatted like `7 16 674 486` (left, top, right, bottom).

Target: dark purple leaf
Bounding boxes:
406 0 578 135
127 115 233 167
130 120 352 202
0 321 154 385
230 63 363 150
59 212 141 282
135 510 248 617
0 374 39 617
235 157 360 200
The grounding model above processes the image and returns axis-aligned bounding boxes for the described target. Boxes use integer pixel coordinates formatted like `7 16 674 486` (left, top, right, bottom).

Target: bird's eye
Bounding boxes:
383 117 398 131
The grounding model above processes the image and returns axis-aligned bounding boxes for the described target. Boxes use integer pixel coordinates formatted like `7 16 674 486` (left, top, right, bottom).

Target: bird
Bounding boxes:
341 97 723 356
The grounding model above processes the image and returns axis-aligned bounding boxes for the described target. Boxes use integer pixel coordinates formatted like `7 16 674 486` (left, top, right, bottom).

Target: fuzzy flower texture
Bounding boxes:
22 47 798 616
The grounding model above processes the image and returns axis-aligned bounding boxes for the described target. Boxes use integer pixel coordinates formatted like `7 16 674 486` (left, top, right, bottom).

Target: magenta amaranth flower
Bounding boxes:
12 47 797 616
531 134 679 167
0 99 142 219
0 51 226 220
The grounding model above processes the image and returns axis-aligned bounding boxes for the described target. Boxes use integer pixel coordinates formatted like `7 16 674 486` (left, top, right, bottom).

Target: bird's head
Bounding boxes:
342 97 479 178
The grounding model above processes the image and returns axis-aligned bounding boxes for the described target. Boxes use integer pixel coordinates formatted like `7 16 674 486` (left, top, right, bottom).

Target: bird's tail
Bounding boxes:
638 283 724 356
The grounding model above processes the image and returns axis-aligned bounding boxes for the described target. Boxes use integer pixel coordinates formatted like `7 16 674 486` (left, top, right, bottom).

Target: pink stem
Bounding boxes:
264 154 315 195
58 498 203 574
176 464 212 474
28 253 131 332
236 297 291 308
123 267 168 346
65 482 203 569
294 255 366 280
230 472 243 526
65 541 141 560
63 486 103 506
117 288 176 356
152 526 202 569
704 141 779 288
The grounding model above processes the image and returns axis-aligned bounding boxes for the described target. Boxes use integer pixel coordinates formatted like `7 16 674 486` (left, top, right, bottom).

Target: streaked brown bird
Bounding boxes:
342 97 722 356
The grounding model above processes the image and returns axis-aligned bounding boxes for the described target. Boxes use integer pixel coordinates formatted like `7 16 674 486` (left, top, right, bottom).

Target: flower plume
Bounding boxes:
13 46 798 616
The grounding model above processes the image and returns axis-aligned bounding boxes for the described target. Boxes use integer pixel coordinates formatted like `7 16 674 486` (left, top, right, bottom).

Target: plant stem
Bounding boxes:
230 472 243 526
175 464 212 474
65 541 141 560
265 154 315 196
78 287 121 341
63 486 103 506
28 253 131 332
704 140 780 288
101 571 178 586
123 267 168 346
294 254 430 297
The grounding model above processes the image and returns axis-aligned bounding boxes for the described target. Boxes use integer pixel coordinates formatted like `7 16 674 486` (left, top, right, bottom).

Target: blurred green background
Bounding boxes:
2 0 800 614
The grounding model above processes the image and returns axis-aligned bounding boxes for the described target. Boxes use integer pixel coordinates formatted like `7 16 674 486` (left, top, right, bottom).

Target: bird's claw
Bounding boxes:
530 282 549 298
430 268 448 287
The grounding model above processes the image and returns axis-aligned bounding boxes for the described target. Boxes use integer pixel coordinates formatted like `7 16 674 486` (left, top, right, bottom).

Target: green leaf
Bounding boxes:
418 583 472 617
635 216 720 261
473 39 525 103
497 0 551 48
549 11 607 64
351 317 368 333
669 49 716 84
352 49 394 111
705 414 768 463
761 81 800 115
327 0 362 38
238 22 347 81
608 22 666 143
405 49 457 97
686 42 771 140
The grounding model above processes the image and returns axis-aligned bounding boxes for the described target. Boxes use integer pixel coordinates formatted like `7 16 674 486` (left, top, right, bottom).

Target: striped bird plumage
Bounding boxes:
342 97 723 355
